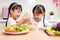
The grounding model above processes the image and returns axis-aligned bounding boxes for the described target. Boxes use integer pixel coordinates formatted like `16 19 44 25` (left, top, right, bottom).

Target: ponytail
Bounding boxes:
5 3 17 27
43 14 45 27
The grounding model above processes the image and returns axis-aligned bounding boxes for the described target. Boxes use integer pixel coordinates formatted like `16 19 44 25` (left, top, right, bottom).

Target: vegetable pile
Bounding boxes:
4 25 32 33
57 22 60 31
46 22 60 35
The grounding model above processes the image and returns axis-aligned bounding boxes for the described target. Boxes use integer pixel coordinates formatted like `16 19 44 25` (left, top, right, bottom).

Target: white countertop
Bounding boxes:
0 19 60 23
0 19 7 23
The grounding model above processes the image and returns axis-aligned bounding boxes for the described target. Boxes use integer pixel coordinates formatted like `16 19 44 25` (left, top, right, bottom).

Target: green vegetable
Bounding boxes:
51 25 57 30
18 25 28 32
54 31 60 35
10 26 18 30
4 25 18 30
4 25 11 30
4 25 33 32
50 11 54 15
28 27 32 31
18 25 32 32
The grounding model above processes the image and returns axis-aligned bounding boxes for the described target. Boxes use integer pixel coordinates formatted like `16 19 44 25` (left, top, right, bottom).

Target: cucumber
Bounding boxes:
54 31 60 35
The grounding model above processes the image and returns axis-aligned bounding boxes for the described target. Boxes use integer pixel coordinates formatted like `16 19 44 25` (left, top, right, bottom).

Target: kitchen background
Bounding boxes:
0 0 60 27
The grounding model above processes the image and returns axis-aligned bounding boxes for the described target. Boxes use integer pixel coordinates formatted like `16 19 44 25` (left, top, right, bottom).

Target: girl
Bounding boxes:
31 5 46 30
6 2 29 26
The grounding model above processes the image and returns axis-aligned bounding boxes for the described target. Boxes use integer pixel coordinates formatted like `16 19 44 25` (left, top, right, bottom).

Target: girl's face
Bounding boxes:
10 9 21 19
33 10 44 22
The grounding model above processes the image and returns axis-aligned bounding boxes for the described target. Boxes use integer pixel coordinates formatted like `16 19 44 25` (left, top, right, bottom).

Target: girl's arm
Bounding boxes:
16 13 30 26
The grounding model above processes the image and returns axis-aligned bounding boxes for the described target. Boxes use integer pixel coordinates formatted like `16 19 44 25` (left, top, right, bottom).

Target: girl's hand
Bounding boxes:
39 27 46 30
22 13 30 23
16 13 30 26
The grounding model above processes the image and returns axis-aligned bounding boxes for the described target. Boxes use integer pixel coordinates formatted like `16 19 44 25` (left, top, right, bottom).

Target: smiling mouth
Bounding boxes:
34 18 41 22
17 15 20 18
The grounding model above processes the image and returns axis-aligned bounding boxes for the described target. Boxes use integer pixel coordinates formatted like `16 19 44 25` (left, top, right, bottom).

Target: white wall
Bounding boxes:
0 0 60 20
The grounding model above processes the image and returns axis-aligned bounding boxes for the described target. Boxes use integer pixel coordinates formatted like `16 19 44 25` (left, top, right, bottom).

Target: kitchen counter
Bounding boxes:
0 19 7 23
0 29 60 40
0 19 6 28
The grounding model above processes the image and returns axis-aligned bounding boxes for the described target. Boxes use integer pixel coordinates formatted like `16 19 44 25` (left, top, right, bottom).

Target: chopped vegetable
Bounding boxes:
54 31 60 35
57 22 60 31
4 25 32 32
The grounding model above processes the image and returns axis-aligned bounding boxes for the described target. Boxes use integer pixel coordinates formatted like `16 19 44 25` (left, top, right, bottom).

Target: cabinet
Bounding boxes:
2 7 8 19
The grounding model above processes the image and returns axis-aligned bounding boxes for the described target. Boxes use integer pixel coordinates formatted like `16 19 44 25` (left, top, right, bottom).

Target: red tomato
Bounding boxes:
5 30 18 32
5 30 10 32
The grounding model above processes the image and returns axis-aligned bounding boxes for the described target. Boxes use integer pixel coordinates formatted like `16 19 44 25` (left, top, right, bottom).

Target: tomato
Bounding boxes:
5 30 10 32
5 30 18 32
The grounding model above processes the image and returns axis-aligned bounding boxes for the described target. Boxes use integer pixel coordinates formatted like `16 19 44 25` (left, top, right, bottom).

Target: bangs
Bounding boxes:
12 5 22 11
35 7 42 14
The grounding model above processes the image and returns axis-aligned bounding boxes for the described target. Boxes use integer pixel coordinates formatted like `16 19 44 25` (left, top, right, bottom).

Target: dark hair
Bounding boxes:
8 3 22 15
5 2 22 26
33 5 45 14
32 5 46 26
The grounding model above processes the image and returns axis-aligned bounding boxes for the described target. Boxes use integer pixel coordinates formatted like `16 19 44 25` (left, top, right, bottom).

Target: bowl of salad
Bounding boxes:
3 25 32 35
45 22 60 36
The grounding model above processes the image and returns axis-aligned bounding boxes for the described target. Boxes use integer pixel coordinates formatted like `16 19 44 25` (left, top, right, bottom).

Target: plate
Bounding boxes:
44 30 60 36
2 30 30 35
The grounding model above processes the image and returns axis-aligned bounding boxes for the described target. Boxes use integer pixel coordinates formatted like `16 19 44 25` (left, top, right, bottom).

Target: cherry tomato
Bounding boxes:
5 30 18 32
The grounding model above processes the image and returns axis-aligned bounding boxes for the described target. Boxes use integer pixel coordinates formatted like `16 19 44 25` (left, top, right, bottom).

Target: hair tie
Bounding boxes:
11 4 17 8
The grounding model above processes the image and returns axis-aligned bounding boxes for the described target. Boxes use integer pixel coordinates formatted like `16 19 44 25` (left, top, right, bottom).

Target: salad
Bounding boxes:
46 22 60 35
4 25 32 33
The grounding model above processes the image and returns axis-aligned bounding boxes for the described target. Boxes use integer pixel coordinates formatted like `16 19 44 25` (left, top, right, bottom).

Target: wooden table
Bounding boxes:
0 29 60 40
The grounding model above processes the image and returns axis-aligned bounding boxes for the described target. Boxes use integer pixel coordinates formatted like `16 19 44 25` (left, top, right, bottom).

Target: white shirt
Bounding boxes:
7 17 17 25
30 17 44 29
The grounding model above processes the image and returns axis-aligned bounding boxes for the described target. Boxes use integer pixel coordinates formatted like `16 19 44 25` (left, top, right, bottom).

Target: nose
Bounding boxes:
17 13 20 17
18 13 21 16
